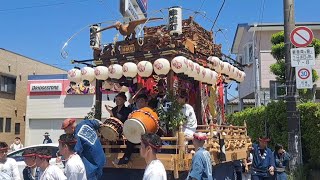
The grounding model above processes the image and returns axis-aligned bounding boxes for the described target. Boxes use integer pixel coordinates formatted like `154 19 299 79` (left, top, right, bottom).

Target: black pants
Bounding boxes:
123 141 139 159
235 171 242 180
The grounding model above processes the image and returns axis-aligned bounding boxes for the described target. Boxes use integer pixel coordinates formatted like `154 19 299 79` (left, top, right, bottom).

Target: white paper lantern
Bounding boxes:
237 71 246 82
81 67 95 82
94 66 109 80
112 83 122 91
190 62 199 78
210 56 222 72
207 57 213 69
137 61 153 77
209 70 218 85
102 80 113 90
220 62 230 75
154 58 170 75
201 68 211 84
108 64 123 79
120 86 129 92
171 56 188 74
229 67 239 80
195 65 204 81
123 62 138 78
67 68 82 83
185 59 194 77
225 63 234 77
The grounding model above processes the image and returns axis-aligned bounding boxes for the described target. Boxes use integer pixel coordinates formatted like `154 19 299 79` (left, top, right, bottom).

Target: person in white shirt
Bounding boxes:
140 133 167 180
0 141 21 180
9 137 23 152
35 147 66 180
58 134 87 180
22 148 40 180
178 91 198 138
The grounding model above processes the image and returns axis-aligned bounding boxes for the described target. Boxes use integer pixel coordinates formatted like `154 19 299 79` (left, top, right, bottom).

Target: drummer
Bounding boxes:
148 79 167 110
117 93 149 165
105 92 132 123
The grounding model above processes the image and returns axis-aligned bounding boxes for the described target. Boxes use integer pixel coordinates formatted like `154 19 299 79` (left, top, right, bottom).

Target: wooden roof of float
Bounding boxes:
94 16 222 66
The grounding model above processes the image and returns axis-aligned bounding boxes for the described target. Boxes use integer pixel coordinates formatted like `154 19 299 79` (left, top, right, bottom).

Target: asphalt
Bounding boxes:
102 168 189 180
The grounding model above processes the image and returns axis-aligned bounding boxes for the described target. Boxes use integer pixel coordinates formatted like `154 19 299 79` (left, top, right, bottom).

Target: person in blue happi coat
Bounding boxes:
251 136 275 180
62 118 106 180
187 132 213 180
273 144 290 180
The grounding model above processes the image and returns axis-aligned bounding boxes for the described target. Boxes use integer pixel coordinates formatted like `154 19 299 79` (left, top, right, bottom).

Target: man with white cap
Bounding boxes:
187 132 213 180
43 132 52 144
61 118 106 180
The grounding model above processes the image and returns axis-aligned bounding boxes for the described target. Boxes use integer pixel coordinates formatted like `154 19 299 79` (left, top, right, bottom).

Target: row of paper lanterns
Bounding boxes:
67 56 245 85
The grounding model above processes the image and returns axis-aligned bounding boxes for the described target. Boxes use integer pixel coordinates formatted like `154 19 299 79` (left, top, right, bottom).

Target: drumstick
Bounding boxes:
132 87 145 99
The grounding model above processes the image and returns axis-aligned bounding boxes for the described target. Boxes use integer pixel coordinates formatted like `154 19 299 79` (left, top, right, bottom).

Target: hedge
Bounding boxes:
227 101 320 168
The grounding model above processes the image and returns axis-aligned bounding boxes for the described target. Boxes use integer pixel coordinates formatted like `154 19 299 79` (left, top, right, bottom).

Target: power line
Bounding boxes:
210 0 226 31
0 0 90 12
258 0 266 52
193 0 207 19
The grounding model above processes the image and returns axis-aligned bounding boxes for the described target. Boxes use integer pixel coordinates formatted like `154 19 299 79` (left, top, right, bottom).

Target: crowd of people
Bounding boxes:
0 79 291 180
234 136 291 180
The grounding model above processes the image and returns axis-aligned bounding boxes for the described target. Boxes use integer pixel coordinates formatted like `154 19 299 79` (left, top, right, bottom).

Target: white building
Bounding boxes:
25 74 119 146
231 22 320 109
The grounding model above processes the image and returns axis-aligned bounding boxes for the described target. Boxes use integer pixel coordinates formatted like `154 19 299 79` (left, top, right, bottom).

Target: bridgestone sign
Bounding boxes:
30 83 62 92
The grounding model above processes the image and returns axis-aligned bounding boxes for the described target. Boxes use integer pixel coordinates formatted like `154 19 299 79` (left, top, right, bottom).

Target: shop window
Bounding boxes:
15 123 20 135
5 118 11 132
0 118 3 132
0 75 16 94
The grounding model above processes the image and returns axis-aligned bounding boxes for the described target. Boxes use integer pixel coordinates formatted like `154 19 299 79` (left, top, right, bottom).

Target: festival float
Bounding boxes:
66 7 252 179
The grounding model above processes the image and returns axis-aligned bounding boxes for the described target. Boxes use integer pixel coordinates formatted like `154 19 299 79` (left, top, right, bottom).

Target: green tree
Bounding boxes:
270 31 320 101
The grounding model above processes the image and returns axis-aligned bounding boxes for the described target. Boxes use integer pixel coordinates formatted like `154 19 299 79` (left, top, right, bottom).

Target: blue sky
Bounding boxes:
1 0 319 99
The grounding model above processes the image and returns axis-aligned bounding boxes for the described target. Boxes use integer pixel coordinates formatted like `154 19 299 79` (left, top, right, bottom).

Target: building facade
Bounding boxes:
226 98 255 114
0 48 66 145
26 74 118 146
231 23 320 109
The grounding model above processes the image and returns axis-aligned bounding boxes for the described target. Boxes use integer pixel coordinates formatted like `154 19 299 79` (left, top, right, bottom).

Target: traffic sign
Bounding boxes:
290 26 314 48
296 66 313 89
290 47 315 67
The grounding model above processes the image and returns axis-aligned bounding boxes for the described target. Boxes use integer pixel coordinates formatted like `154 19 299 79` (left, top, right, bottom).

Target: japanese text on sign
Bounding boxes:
291 47 315 67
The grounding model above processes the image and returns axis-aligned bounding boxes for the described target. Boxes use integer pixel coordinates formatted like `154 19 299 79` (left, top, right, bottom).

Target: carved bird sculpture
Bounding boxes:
96 18 163 40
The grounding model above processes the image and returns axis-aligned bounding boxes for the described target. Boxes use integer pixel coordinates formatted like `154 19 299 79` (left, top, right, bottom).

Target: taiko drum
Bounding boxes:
123 107 159 143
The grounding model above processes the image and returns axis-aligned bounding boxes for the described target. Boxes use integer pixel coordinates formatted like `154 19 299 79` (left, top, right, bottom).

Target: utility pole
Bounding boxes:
253 23 261 107
283 0 303 170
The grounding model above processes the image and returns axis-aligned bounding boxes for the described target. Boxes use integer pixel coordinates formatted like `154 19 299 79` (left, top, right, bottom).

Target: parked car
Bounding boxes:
7 143 64 178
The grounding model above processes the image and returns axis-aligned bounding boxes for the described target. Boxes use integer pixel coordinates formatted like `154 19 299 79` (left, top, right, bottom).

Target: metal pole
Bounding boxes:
253 24 261 107
94 79 102 120
93 49 102 120
283 0 303 170
224 84 228 115
256 57 261 106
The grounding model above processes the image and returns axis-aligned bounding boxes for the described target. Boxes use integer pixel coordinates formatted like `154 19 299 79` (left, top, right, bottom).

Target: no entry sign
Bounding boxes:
290 26 314 48
296 66 313 89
